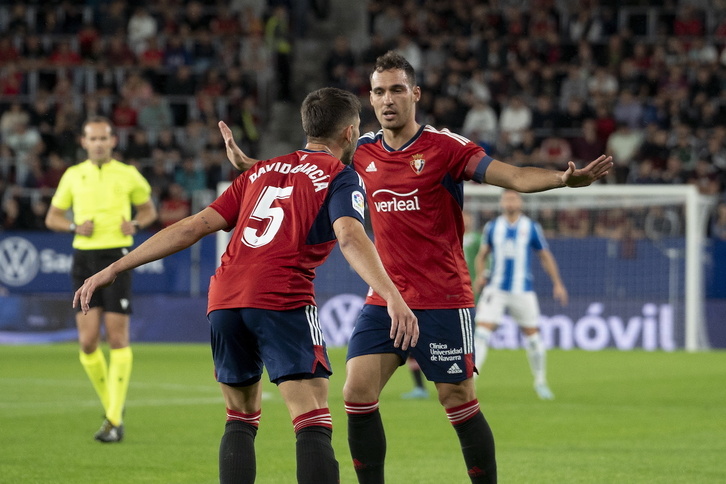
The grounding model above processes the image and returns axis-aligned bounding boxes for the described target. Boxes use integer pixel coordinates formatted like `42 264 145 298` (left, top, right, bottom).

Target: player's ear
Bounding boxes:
343 124 353 144
412 85 421 102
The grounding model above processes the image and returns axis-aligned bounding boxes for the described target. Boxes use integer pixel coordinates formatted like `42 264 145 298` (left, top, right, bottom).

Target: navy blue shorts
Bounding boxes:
347 304 476 383
209 306 332 386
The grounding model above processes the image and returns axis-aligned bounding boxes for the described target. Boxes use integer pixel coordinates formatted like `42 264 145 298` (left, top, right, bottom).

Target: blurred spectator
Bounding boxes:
325 35 356 88
5 5 30 37
182 1 212 35
628 159 662 185
395 34 423 74
588 66 619 104
570 118 606 166
612 90 644 129
111 98 138 129
687 159 721 195
637 126 670 171
106 34 137 67
121 70 154 110
593 208 628 239
77 21 101 60
606 122 644 183
0 35 20 66
128 7 158 56
361 32 390 71
240 31 272 99
155 129 182 154
137 93 175 134
40 153 68 190
174 157 207 195
48 40 83 68
661 155 687 184
164 65 197 125
463 69 491 105
265 5 293 101
374 5 404 44
461 98 498 151
2 186 48 230
709 202 726 240
498 94 532 148
568 7 604 44
673 6 704 38
531 94 563 136
164 35 193 70
158 182 191 228
229 95 262 158
5 120 43 186
559 65 589 111
125 129 153 162
536 137 572 169
0 102 30 138
211 10 243 38
97 0 129 36
558 208 591 238
193 30 217 73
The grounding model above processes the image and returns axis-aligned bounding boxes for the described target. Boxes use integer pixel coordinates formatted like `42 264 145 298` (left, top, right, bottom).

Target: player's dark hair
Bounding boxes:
371 51 416 87
301 87 361 140
82 116 115 135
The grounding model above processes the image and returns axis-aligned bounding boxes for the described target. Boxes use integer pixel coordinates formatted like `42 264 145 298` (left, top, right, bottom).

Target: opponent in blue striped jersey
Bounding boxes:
473 190 568 400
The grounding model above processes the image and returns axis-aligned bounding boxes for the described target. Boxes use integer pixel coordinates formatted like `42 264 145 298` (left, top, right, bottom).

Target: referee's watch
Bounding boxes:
69 222 76 233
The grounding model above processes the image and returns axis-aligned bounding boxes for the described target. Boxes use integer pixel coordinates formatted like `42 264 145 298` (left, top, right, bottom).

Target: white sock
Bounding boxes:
474 326 493 374
525 332 547 385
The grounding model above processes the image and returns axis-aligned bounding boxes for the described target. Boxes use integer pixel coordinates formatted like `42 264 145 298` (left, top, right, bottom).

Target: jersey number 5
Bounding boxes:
242 186 293 248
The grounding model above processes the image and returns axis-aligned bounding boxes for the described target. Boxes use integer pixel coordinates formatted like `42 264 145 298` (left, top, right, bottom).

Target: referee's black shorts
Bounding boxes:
72 248 133 314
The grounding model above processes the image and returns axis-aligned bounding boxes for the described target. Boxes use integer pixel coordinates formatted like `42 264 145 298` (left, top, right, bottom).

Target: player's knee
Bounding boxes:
342 379 376 403
436 381 476 408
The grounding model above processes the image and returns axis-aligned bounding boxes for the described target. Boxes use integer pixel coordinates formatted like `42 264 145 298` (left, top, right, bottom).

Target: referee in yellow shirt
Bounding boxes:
45 116 157 443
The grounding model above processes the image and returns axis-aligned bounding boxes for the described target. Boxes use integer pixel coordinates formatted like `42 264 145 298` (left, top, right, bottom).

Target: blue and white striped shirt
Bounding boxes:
483 215 547 293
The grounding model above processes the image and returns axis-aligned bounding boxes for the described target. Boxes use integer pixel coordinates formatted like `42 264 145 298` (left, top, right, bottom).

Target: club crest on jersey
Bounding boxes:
410 154 425 174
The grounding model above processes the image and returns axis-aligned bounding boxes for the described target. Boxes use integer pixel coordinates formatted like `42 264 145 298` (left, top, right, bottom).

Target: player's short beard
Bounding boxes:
341 141 354 165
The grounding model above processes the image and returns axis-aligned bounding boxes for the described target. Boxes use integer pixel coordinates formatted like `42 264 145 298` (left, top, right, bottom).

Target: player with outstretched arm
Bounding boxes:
73 88 418 484
223 52 611 484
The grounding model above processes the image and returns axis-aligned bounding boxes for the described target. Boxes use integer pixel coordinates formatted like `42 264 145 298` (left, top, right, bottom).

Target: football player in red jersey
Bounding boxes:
73 87 418 484
342 51 610 484
222 52 611 484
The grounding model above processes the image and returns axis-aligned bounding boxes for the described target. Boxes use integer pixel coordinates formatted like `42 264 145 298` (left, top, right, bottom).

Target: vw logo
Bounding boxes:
0 236 40 286
319 294 364 346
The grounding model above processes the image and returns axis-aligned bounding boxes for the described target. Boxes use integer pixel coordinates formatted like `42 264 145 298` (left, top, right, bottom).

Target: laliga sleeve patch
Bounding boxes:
352 191 365 218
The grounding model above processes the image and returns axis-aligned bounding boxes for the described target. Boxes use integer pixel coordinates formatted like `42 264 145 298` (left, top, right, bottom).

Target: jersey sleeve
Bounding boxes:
129 166 153 205
50 169 74 211
444 130 494 184
209 175 246 228
482 220 493 248
326 166 366 226
531 221 548 251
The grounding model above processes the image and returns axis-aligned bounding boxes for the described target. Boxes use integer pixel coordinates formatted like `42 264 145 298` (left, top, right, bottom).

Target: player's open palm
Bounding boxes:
218 121 258 172
562 155 613 187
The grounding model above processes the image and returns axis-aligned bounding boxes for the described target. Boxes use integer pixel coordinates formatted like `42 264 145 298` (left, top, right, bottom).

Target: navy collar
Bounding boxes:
380 125 426 152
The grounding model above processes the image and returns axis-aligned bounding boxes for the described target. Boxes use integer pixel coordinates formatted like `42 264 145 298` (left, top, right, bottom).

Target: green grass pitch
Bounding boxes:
1 343 724 483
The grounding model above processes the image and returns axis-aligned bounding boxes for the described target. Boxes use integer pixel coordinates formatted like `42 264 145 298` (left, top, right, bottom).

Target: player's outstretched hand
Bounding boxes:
218 121 259 172
562 154 613 188
73 269 118 314
387 297 419 350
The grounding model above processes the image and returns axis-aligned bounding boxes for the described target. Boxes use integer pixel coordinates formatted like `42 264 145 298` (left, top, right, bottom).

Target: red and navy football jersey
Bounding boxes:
208 150 366 312
353 125 493 309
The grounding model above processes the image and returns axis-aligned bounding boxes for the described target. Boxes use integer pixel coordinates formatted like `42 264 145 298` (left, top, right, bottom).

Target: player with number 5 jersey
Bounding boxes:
72 87 417 484
208 147 364 311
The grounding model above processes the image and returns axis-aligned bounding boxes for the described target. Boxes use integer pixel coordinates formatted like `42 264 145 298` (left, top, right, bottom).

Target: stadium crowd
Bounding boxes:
1 0 726 238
